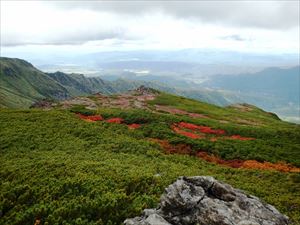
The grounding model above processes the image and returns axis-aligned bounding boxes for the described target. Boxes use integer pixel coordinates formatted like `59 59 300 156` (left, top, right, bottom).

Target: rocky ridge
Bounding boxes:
124 176 289 225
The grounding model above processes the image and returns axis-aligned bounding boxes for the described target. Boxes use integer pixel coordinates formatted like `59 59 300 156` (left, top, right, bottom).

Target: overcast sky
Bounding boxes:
1 0 299 55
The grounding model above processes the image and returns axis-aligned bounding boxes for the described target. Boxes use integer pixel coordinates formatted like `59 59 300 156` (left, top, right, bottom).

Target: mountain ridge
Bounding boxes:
1 57 299 123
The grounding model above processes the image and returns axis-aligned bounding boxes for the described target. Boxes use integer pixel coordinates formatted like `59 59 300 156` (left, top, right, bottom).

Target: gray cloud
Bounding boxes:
1 24 127 47
48 1 299 29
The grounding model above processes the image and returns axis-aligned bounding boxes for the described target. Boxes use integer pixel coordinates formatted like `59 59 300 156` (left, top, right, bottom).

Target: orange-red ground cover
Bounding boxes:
228 135 255 141
151 139 300 173
77 113 103 122
172 122 255 141
171 126 204 139
177 122 226 135
77 114 141 129
106 118 124 124
197 152 300 173
150 138 193 155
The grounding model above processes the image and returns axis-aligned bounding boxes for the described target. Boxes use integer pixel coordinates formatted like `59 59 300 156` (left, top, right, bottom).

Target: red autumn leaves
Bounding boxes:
77 113 254 141
106 117 141 129
76 113 141 129
196 151 300 173
229 135 255 141
151 139 300 173
77 112 299 173
77 114 103 122
106 118 124 124
172 122 255 141
177 122 225 134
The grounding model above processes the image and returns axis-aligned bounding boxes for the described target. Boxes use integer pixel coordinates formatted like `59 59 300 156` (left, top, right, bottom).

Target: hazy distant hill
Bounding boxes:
46 71 115 95
1 57 299 123
202 66 300 122
204 66 300 102
99 66 300 122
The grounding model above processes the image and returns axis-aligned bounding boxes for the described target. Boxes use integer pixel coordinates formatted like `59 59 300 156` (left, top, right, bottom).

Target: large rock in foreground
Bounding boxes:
124 176 289 225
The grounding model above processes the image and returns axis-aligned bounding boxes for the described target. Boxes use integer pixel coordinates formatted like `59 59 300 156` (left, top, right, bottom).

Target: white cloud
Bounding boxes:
0 1 299 54
47 1 300 29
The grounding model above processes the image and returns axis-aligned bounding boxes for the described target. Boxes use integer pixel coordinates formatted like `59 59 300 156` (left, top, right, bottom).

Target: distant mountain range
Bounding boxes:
99 65 300 123
0 57 175 108
201 66 300 122
0 57 299 123
203 66 300 102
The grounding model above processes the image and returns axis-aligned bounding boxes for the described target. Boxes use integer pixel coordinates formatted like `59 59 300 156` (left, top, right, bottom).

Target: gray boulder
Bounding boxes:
124 176 289 225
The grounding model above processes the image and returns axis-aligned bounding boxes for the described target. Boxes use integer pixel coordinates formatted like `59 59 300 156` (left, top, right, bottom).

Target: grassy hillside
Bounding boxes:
0 58 118 108
0 57 187 108
1 91 300 225
0 58 70 108
46 72 117 95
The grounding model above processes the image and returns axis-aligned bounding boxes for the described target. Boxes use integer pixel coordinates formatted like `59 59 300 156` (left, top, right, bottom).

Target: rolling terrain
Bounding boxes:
1 86 300 224
0 57 232 110
1 57 299 124
0 57 174 108
0 58 70 108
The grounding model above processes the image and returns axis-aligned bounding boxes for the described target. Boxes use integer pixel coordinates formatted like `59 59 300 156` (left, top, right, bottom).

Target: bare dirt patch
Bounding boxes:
155 105 209 118
230 103 254 112
89 87 157 110
235 118 263 126
62 97 98 110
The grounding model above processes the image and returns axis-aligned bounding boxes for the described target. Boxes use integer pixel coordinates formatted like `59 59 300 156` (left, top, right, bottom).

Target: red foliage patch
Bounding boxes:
172 126 204 139
196 152 244 168
151 138 300 173
177 122 225 135
106 118 124 124
172 122 255 141
228 135 255 141
150 138 193 155
78 114 142 130
196 152 300 172
127 123 141 129
77 113 103 122
241 160 300 173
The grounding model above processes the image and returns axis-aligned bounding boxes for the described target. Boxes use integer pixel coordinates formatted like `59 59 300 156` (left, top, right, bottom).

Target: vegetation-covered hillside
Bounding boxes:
0 57 173 108
2 57 299 124
0 57 70 108
1 89 300 225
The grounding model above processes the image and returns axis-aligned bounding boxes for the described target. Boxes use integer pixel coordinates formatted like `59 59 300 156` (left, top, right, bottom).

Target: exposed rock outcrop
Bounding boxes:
124 176 289 225
134 85 160 95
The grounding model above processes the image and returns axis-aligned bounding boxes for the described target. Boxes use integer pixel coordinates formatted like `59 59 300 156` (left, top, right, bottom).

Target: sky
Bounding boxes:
1 0 299 55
